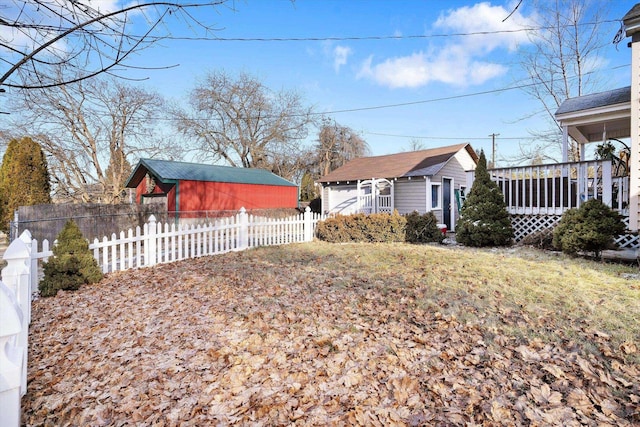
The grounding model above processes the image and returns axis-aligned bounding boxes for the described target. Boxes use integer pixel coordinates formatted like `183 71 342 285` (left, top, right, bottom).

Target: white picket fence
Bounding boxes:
0 207 324 426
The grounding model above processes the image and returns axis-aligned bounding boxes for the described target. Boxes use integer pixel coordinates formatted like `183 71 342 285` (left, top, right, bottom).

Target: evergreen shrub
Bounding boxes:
404 211 445 244
316 211 406 243
456 151 514 247
0 137 51 233
308 197 322 214
39 220 103 297
552 199 626 260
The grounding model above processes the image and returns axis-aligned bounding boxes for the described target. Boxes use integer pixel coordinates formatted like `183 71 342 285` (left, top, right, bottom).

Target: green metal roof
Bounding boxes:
126 158 297 188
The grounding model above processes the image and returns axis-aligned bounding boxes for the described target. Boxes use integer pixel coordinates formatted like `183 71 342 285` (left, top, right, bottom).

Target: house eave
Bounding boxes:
321 176 407 186
555 102 630 122
555 102 631 144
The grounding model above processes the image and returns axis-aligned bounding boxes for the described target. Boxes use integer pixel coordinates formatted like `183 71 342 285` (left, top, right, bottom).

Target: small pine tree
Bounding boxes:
39 220 103 297
456 150 513 247
0 137 52 233
552 198 626 260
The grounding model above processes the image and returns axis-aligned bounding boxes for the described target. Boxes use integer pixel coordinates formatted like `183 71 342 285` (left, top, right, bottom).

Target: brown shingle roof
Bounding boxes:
317 143 477 183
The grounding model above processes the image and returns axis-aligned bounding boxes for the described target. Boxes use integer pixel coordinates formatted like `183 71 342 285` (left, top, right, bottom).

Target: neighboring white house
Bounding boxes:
317 143 478 231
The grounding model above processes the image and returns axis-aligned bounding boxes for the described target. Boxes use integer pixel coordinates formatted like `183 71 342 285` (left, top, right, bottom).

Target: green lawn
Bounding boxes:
24 242 639 425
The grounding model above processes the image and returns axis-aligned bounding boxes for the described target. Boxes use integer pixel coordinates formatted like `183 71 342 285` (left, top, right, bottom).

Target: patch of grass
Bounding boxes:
271 242 639 363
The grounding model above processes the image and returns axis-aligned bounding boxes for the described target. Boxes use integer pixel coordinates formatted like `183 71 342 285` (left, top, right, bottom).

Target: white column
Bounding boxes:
630 37 640 231
601 161 613 207
562 125 569 163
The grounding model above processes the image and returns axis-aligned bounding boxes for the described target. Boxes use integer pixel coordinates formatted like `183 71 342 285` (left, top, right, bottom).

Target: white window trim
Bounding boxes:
430 183 442 210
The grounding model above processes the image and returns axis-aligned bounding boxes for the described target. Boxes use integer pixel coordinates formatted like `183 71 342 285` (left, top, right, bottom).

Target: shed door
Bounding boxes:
443 178 452 230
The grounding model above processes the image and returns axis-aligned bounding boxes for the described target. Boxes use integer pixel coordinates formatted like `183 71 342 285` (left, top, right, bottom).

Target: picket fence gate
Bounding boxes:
0 207 324 426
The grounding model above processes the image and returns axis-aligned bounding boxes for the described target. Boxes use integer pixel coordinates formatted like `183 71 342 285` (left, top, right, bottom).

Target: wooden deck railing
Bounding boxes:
472 160 629 216
358 194 393 214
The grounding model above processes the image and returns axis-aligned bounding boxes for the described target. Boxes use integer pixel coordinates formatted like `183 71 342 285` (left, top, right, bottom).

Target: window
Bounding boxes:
431 184 441 209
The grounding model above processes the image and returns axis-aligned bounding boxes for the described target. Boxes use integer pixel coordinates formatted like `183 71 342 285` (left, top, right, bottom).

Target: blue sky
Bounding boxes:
6 0 637 165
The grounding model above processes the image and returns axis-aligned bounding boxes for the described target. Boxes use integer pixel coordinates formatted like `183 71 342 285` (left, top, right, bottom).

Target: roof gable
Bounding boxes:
317 143 477 183
126 159 297 188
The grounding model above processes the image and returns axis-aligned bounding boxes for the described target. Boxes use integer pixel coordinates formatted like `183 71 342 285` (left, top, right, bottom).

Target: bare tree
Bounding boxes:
316 117 370 177
267 142 316 183
515 0 612 163
403 138 426 152
8 75 169 203
0 1 228 90
174 70 315 180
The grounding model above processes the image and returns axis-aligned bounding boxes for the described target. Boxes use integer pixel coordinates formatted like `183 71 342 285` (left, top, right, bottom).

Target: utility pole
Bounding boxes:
489 133 499 168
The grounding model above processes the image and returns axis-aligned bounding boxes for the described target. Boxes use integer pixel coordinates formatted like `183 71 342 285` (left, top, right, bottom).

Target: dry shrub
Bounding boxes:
518 228 555 250
316 211 406 243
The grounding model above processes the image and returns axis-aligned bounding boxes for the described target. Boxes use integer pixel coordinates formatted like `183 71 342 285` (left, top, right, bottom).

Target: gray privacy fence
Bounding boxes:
11 203 167 243
11 203 303 244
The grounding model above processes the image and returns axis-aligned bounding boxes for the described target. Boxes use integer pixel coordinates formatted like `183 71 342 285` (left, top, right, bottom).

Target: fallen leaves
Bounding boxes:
22 243 639 426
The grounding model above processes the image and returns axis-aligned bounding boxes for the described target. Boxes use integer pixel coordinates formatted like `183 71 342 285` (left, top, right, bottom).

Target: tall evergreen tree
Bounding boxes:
299 171 318 202
0 137 52 233
456 150 513 247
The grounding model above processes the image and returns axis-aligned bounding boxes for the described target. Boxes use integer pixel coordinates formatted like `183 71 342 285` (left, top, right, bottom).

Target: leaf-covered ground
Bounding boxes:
24 242 639 426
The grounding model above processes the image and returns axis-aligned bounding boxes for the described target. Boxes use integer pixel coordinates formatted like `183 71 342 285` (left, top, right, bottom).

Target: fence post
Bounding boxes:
2 238 31 400
18 230 36 295
0 281 24 427
238 207 248 250
304 207 313 242
10 210 19 241
146 215 157 267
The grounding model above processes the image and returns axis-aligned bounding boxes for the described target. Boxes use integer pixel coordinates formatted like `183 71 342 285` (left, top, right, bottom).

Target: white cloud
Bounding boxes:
434 2 532 52
359 2 533 88
358 48 507 89
333 45 352 73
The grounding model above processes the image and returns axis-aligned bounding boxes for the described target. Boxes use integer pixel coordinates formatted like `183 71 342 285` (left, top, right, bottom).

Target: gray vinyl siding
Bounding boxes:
394 179 427 214
321 186 331 214
433 157 471 188
432 156 472 228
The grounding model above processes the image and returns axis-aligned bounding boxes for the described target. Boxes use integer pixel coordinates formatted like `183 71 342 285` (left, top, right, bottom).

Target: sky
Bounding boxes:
3 0 637 166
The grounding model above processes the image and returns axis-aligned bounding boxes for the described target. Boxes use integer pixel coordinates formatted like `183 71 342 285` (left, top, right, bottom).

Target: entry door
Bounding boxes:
442 178 452 230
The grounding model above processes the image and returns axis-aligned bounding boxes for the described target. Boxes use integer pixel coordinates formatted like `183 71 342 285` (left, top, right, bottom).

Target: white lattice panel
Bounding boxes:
510 214 640 249
614 217 640 249
614 233 639 249
510 215 561 242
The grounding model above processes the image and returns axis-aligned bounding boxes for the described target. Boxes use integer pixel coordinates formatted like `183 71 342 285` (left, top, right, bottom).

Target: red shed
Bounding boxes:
125 158 298 211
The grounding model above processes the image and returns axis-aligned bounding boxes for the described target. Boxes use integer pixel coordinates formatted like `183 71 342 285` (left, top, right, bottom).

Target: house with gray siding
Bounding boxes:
317 143 478 231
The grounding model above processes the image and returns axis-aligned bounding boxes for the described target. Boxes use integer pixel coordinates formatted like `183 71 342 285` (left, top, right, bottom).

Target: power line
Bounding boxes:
364 132 535 141
154 20 620 43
